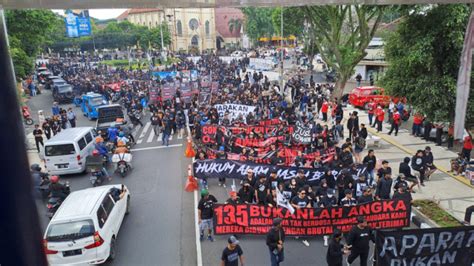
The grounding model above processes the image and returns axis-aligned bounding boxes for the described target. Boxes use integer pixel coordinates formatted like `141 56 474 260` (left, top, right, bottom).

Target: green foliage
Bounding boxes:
6 10 58 79
301 6 385 99
413 200 463 227
241 7 275 43
271 7 305 37
380 4 472 123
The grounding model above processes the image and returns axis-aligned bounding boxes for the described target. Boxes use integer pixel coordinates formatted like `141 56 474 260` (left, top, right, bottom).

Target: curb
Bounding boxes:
366 127 473 188
411 207 438 229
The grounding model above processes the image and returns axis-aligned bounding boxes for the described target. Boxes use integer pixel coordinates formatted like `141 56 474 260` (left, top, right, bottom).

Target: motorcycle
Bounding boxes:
22 106 34 125
117 160 130 177
90 168 107 187
46 182 70 219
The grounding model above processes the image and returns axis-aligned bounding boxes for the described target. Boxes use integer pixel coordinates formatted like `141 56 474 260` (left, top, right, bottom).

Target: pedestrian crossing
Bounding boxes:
134 122 184 145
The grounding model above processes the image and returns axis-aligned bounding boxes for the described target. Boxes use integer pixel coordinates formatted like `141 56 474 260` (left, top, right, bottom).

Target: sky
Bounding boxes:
52 9 127 20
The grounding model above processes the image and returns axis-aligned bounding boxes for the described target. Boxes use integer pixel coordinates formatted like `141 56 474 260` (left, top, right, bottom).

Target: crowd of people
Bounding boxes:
31 51 473 266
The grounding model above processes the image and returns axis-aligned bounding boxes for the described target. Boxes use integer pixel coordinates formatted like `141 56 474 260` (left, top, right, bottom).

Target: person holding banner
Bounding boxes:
345 216 374 266
266 218 285 266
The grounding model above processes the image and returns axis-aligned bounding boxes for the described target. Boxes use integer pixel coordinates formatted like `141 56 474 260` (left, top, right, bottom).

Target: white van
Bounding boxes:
43 184 130 265
44 127 97 175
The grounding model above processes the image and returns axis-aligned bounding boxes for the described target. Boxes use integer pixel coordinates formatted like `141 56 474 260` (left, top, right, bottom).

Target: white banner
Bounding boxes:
455 11 474 140
249 58 276 71
214 104 256 122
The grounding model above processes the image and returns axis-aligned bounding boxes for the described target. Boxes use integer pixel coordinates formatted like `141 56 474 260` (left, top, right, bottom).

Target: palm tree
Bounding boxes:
228 18 242 35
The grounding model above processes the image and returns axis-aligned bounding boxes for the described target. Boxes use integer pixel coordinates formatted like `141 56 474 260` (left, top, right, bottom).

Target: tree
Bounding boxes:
5 10 59 79
228 18 242 35
271 7 305 37
301 6 385 100
380 4 473 124
241 7 275 44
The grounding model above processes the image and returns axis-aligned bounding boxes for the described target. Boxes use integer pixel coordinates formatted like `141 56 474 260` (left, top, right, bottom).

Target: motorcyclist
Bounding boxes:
116 132 129 146
107 122 119 141
87 150 111 181
119 123 135 143
31 164 49 197
48 175 69 201
94 136 109 160
113 141 133 171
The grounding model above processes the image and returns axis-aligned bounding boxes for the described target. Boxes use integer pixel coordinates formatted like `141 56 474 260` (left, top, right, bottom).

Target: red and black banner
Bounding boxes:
201 124 292 145
376 226 474 266
213 200 411 236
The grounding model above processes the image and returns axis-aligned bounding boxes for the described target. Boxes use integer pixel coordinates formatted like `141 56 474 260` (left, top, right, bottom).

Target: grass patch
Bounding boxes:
412 199 463 227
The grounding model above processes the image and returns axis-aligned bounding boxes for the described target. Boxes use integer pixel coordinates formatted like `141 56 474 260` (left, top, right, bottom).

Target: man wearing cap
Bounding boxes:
326 229 349 266
221 235 245 266
198 189 218 242
266 218 285 266
346 216 374 266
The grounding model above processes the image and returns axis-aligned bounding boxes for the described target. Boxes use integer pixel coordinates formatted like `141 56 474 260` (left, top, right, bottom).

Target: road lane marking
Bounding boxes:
192 156 203 266
146 126 156 143
130 143 182 152
136 122 151 144
169 134 173 141
157 133 162 142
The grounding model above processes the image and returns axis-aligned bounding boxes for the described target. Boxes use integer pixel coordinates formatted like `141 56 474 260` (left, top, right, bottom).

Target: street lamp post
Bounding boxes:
279 6 284 92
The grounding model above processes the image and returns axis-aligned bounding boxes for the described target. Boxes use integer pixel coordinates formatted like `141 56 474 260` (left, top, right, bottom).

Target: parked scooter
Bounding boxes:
22 106 34 125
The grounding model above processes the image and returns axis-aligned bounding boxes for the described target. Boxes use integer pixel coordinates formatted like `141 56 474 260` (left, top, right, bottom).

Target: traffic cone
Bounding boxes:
185 164 198 192
185 139 196 158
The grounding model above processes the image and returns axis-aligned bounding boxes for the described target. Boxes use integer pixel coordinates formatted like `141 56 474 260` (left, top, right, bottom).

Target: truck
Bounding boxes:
95 104 126 137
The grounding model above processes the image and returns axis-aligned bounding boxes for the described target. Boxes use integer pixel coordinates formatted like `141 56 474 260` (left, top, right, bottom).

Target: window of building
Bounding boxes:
205 21 210 36
189 18 199 31
177 20 183 36
191 35 199 47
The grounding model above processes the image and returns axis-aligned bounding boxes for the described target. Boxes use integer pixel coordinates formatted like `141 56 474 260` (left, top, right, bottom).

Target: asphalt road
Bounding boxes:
28 89 196 266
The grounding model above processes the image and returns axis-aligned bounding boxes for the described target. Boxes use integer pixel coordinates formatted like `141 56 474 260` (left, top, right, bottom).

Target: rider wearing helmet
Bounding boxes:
48 175 68 200
115 141 129 154
107 123 118 141
116 132 129 146
31 164 49 195
86 150 111 181
94 136 108 158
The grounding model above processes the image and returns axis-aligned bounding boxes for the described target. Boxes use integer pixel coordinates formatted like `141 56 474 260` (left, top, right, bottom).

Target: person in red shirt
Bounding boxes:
375 106 385 133
462 133 472 161
388 108 401 136
321 99 329 122
367 100 376 127
412 113 423 136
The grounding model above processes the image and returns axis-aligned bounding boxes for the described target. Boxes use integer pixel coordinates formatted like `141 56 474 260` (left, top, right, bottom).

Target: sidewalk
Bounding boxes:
345 106 473 222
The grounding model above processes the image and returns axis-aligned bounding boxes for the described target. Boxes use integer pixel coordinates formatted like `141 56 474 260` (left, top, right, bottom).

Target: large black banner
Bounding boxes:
214 200 411 236
193 159 367 185
376 226 474 266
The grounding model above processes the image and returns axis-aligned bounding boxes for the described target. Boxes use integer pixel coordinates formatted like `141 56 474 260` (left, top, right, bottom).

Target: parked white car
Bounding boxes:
43 185 130 265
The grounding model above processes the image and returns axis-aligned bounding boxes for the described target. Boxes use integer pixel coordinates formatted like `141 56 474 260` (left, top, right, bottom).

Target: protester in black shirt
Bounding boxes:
340 189 357 206
399 157 419 191
346 216 374 266
198 189 218 241
392 183 413 204
357 187 374 204
266 170 282 191
362 150 377 187
423 146 436 180
411 150 426 186
376 173 393 200
255 175 269 205
238 181 255 204
32 124 44 153
377 160 392 180
267 218 285 266
221 235 245 266
291 188 311 209
326 229 349 266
